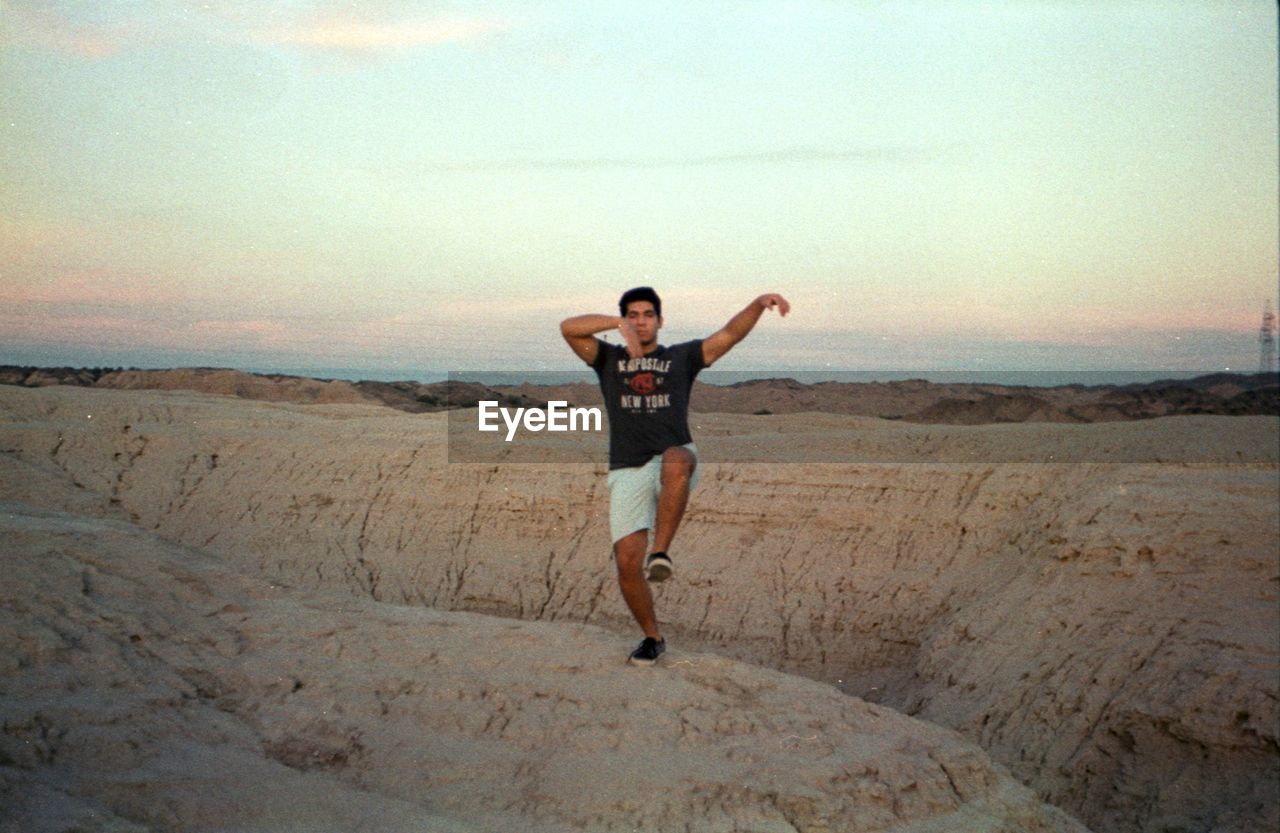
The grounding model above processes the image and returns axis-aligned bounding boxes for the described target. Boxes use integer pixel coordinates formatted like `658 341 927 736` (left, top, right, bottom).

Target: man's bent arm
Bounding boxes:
561 314 635 365
702 294 790 367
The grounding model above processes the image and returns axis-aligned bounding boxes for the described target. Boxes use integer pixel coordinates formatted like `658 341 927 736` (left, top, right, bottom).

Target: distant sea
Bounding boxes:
246 367 1240 389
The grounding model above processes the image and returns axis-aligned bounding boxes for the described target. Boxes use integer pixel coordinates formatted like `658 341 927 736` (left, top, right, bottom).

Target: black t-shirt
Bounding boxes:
591 338 705 469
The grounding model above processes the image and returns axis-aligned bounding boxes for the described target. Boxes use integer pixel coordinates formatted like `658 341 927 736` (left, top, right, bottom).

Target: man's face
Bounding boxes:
624 301 661 345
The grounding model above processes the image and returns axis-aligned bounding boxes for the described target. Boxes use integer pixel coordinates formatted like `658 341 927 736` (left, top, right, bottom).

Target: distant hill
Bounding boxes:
0 366 546 414
1 364 1276 424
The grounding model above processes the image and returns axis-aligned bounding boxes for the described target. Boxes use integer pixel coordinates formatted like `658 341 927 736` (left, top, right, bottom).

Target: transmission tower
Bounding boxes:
1262 299 1277 375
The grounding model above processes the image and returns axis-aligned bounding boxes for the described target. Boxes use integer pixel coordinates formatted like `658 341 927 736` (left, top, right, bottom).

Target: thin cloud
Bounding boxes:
0 273 185 308
0 4 136 58
423 145 949 173
249 15 510 54
0 3 511 59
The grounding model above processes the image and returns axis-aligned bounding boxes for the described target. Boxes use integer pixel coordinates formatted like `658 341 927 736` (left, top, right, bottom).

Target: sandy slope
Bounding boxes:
0 499 1087 833
1 385 1276 833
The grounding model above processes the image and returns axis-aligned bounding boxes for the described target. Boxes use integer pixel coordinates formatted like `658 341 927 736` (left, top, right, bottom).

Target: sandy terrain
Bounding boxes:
0 499 1083 833
1 385 1276 832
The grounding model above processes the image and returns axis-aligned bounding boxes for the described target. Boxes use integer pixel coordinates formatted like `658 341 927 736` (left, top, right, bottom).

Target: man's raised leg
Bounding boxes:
651 445 696 557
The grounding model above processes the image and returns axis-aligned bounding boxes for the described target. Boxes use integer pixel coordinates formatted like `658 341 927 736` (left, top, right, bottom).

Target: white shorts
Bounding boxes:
606 443 700 544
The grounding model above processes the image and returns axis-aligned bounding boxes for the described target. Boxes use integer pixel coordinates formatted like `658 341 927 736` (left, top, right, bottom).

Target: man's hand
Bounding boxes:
702 292 792 367
757 293 790 317
619 318 644 359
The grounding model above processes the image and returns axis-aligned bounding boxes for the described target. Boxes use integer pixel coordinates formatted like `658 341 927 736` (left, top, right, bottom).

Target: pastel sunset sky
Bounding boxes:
1 1 1276 378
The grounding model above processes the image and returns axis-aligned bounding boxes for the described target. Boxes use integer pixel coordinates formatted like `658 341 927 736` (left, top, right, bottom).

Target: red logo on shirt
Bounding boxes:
628 372 657 395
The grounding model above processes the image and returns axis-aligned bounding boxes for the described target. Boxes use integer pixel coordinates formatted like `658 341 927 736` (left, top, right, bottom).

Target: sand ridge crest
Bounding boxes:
2 365 1277 423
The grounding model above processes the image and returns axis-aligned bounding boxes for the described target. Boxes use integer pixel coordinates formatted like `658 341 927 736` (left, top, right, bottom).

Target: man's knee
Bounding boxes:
613 530 647 574
661 446 696 482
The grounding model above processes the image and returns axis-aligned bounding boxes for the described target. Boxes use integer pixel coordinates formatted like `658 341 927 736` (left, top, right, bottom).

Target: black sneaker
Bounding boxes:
644 551 673 583
627 637 666 666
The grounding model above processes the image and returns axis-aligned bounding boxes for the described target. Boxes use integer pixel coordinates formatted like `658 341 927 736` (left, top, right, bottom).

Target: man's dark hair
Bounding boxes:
619 286 661 318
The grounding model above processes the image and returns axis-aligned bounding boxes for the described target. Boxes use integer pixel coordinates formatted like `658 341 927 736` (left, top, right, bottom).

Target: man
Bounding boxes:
560 287 790 665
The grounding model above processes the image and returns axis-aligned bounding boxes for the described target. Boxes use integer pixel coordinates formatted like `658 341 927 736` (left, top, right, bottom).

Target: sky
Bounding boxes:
1 0 1277 379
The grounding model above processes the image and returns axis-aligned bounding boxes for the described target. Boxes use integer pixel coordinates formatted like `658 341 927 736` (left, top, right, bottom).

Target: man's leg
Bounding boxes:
613 529 661 639
651 445 696 555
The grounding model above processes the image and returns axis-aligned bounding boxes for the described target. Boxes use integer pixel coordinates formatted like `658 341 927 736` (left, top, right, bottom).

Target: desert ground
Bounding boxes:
1 380 1276 833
